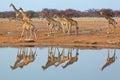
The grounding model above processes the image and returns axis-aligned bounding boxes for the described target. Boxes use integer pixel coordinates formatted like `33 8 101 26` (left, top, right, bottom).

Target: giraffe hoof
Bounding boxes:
19 39 22 42
47 33 50 36
107 32 110 34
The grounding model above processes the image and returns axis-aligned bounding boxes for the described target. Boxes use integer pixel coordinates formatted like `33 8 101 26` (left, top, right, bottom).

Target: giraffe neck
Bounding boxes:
20 9 25 15
105 16 111 21
11 5 18 12
44 61 53 69
46 16 54 22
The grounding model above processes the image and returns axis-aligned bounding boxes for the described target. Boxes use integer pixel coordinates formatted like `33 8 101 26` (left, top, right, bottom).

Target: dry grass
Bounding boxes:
0 17 120 48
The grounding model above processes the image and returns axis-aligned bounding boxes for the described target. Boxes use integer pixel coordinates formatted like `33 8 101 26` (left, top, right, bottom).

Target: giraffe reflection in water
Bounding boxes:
101 49 117 71
55 48 69 67
42 47 61 70
42 47 79 70
62 48 79 69
10 48 37 70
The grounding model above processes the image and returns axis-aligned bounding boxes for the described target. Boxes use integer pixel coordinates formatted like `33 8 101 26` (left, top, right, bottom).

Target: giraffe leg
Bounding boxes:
67 24 70 34
75 25 79 35
66 24 69 34
113 49 116 56
62 24 66 34
16 14 20 21
29 30 32 40
108 49 110 58
48 25 53 36
33 31 37 41
107 23 110 34
30 30 36 41
48 26 51 36
26 30 29 40
68 24 71 35
47 23 51 35
20 29 25 41
113 27 116 35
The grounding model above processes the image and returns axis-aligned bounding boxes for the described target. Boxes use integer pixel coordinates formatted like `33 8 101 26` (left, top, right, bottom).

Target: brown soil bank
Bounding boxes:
0 18 120 49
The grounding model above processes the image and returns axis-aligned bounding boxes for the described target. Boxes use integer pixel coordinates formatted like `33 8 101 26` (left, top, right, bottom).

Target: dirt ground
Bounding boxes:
0 18 120 48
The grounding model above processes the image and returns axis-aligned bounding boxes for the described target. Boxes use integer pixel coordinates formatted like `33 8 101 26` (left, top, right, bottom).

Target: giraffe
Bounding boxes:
19 7 31 22
20 20 37 41
28 48 37 63
20 48 36 68
10 48 26 69
104 16 117 28
10 48 25 69
40 12 62 35
54 14 70 34
101 49 117 71
60 15 79 35
42 47 61 70
10 48 36 70
65 17 79 34
100 11 117 34
62 48 79 69
9 3 22 21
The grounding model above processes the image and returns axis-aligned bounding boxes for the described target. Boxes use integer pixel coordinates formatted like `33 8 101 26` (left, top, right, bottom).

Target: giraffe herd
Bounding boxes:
11 47 79 70
9 3 118 42
7 3 119 73
39 12 62 35
54 14 79 34
42 47 79 70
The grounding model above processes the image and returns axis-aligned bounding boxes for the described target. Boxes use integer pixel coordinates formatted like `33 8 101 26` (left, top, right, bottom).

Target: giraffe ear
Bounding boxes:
9 3 12 7
19 7 22 11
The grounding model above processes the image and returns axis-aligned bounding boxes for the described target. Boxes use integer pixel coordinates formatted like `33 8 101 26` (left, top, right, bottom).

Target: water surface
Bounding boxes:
0 47 119 80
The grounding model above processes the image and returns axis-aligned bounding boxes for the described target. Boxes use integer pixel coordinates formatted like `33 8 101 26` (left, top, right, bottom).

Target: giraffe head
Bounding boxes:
61 14 66 18
41 66 46 70
55 25 62 31
99 11 103 16
99 9 114 17
18 7 23 11
53 14 58 18
9 3 14 7
39 12 47 18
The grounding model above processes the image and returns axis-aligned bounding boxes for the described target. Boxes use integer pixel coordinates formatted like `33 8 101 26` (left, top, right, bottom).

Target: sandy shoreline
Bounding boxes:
0 18 120 49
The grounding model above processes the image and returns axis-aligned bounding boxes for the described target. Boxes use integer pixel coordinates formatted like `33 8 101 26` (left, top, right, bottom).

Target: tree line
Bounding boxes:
0 8 120 18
